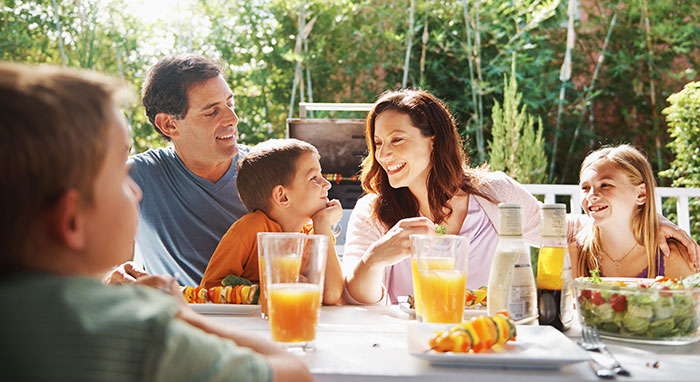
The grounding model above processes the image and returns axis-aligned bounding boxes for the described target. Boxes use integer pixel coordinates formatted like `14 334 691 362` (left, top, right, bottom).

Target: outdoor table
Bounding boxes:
207 305 700 381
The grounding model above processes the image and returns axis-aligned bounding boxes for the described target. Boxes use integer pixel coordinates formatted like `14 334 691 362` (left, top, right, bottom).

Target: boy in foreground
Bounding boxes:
0 63 310 381
200 139 344 305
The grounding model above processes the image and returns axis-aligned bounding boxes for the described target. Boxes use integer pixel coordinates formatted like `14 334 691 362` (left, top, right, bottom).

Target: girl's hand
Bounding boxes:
659 218 700 270
364 217 434 268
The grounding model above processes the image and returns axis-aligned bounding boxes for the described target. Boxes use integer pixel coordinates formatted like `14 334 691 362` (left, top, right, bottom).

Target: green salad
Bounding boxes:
575 271 700 339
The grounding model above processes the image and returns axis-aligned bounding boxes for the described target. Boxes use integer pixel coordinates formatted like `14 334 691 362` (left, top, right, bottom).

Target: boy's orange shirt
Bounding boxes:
200 210 314 289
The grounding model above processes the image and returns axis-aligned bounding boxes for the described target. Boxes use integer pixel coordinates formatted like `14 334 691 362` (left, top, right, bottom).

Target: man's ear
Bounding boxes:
154 113 178 139
636 183 647 206
45 189 87 250
271 185 290 208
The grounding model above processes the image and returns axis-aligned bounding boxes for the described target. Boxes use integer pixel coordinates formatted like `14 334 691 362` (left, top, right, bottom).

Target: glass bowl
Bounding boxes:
572 276 700 345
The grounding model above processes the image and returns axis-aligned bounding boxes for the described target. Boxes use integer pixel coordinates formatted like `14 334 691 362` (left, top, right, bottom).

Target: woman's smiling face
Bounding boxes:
373 110 433 192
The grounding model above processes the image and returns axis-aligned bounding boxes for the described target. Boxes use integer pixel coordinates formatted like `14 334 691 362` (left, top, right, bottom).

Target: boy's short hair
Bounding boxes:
141 54 222 140
237 139 320 213
0 63 131 270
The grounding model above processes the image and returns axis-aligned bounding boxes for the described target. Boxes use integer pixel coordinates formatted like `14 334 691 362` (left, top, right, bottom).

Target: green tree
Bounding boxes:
659 81 700 242
489 56 547 184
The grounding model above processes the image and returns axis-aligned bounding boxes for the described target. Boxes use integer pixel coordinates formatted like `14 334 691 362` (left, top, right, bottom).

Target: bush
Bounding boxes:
489 56 548 184
659 81 700 242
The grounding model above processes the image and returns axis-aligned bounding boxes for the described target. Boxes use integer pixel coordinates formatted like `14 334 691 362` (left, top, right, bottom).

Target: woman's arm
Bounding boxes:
345 217 433 304
342 196 433 304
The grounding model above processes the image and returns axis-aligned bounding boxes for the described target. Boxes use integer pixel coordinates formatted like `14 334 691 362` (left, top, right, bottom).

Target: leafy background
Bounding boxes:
2 0 698 187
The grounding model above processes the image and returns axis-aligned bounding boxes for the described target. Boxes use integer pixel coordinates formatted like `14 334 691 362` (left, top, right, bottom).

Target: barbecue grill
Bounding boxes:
287 118 367 209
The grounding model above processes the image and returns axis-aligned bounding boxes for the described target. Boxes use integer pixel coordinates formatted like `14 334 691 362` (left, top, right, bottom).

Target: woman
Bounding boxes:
342 90 541 304
571 145 694 278
342 89 698 305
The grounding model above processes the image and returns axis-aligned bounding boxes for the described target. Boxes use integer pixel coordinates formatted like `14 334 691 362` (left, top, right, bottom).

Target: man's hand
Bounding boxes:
659 219 700 270
102 261 149 285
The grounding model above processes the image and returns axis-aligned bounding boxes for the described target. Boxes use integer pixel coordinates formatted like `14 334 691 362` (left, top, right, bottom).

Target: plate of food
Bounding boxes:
407 313 588 369
573 272 700 345
181 281 261 315
189 303 260 315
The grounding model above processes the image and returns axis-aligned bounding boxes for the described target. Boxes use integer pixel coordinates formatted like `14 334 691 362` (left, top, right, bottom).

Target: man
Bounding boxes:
113 54 249 286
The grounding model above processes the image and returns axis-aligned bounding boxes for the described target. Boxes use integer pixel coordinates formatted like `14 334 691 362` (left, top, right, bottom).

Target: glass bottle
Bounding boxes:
536 204 574 331
487 203 538 323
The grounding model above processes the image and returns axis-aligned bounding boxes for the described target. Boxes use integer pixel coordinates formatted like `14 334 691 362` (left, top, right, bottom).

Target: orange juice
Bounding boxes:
268 283 321 342
411 258 423 318
419 269 467 323
412 257 455 318
259 256 267 315
260 254 302 316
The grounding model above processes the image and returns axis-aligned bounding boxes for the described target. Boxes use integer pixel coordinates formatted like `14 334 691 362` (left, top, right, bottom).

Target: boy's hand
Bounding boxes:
102 261 149 285
311 199 343 234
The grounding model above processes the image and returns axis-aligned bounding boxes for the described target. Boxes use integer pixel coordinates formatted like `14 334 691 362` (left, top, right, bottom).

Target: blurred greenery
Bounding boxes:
660 82 700 242
2 0 698 184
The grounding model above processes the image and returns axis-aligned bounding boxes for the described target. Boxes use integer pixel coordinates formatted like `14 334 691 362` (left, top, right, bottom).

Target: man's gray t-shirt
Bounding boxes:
129 146 248 286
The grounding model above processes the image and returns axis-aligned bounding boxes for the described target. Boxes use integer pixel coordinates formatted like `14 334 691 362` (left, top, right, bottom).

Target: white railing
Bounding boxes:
523 184 700 234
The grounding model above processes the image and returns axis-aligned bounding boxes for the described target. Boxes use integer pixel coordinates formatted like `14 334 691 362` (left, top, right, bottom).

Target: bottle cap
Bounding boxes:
541 203 566 237
498 203 523 236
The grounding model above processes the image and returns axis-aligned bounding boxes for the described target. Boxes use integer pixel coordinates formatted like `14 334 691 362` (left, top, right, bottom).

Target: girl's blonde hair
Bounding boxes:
577 144 659 277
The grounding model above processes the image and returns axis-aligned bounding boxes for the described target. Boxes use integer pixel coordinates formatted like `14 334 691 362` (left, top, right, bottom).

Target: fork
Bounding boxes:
579 325 631 377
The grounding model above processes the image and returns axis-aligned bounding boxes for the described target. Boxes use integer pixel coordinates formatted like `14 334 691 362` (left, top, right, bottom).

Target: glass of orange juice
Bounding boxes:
410 234 469 324
257 232 275 320
262 233 327 351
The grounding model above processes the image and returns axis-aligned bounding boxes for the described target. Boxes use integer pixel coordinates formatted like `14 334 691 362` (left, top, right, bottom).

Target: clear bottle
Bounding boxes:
487 203 538 323
536 204 574 331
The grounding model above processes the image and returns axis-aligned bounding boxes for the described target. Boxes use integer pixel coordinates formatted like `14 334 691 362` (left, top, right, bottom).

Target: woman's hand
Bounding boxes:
364 217 435 268
658 218 700 270
345 216 434 304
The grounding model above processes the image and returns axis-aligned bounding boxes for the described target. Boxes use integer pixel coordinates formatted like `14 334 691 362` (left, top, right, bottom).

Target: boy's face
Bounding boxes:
81 111 142 272
284 152 331 221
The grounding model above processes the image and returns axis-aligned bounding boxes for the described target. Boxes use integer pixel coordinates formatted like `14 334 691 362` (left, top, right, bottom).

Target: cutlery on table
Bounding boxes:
578 325 631 377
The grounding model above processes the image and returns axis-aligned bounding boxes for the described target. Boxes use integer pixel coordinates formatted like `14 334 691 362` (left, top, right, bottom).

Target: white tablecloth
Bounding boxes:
207 305 700 381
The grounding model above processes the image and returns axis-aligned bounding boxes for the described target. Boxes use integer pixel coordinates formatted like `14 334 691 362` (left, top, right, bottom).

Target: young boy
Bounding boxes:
200 139 344 304
0 63 310 381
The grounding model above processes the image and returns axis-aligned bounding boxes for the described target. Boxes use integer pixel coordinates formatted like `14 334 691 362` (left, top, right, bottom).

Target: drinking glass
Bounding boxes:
410 234 469 324
257 232 275 320
262 233 328 351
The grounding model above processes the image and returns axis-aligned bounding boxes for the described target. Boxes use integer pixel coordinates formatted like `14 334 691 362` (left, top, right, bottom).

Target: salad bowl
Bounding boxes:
572 273 700 345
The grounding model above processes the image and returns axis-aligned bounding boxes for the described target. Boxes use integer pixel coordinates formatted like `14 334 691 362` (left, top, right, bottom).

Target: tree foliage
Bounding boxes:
2 0 698 184
659 81 700 241
489 56 547 184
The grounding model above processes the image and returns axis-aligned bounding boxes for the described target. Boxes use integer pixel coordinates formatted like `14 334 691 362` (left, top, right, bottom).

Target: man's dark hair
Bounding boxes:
141 54 222 140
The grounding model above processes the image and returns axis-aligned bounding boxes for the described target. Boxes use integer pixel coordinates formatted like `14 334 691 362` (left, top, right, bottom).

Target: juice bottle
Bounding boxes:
536 204 573 331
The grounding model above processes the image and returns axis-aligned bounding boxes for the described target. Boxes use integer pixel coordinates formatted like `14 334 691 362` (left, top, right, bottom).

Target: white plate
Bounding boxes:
398 302 487 320
189 304 260 315
407 323 588 370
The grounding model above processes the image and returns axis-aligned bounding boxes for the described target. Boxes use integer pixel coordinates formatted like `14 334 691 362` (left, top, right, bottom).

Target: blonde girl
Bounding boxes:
571 144 694 278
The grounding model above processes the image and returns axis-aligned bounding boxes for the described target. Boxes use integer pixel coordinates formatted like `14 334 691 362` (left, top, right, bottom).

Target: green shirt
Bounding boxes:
0 272 271 381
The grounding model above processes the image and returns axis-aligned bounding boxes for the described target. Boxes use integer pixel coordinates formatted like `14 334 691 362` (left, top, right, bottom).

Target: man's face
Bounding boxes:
82 112 142 272
171 75 239 169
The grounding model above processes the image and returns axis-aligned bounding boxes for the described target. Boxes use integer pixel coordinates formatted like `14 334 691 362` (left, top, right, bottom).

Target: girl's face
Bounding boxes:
373 110 433 192
579 160 646 228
